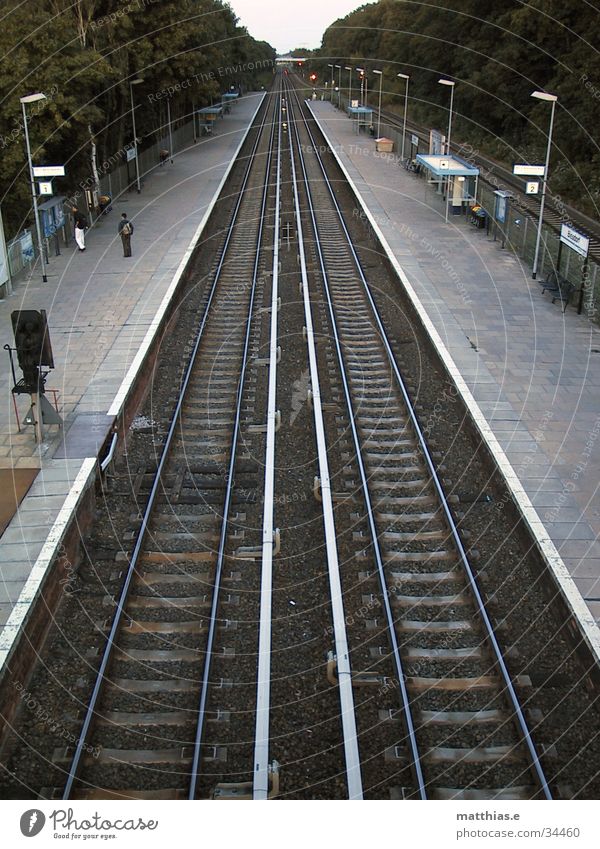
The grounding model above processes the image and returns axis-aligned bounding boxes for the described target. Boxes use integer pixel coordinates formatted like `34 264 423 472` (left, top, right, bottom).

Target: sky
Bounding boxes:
230 0 363 54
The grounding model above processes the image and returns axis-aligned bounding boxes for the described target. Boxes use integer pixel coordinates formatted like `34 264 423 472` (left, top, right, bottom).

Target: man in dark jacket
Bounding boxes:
118 212 134 257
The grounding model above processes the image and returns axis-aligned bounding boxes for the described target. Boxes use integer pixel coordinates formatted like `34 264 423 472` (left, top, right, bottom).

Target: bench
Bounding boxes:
540 270 575 313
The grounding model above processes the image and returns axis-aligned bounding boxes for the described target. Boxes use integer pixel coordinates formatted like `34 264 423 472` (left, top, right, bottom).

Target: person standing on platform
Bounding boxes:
118 212 134 257
73 210 88 251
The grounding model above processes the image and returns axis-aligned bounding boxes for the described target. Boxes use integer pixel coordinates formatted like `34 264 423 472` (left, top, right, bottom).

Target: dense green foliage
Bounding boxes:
0 0 275 236
311 0 600 216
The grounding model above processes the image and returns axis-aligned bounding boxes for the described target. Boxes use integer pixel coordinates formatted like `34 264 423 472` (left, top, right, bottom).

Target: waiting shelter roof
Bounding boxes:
416 154 479 177
346 106 373 116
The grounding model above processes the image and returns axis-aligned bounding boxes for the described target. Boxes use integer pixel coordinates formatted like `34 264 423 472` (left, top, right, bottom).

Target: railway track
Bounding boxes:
58 86 281 801
285 76 554 800
4 73 599 801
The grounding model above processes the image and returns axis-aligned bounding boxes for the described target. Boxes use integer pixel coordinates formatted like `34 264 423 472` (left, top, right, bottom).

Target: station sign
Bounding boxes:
126 147 137 162
411 134 419 146
32 165 65 178
525 181 539 194
38 181 53 196
513 163 545 177
560 224 590 258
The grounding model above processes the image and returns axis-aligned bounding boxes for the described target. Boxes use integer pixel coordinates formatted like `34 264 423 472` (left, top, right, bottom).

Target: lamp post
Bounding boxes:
438 79 455 224
166 98 174 164
531 90 558 280
345 66 352 108
335 64 342 108
373 69 383 138
20 93 48 283
129 78 143 193
327 64 334 101
397 73 410 163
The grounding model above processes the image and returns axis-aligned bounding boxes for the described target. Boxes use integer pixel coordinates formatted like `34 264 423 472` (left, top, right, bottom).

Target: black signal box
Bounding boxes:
11 310 55 387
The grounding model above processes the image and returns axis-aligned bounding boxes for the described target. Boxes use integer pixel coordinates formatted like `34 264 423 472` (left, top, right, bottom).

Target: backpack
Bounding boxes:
122 222 132 236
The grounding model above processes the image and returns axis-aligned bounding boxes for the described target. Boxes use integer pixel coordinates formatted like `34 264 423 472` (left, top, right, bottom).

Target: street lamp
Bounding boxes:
129 78 143 193
345 66 352 108
373 69 383 138
20 92 48 283
531 90 558 280
166 98 174 164
327 64 334 100
335 64 342 108
397 73 410 163
438 79 455 223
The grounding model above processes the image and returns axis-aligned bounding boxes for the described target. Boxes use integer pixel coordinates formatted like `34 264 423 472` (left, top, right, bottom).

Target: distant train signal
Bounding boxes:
310 73 317 82
11 309 54 390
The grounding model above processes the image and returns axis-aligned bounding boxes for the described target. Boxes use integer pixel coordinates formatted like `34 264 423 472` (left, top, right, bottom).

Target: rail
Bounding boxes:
62 92 273 800
286 82 364 800
253 91 282 799
293 80 553 799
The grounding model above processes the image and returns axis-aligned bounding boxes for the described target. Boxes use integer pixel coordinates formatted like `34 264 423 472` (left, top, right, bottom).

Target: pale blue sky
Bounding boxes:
230 0 364 54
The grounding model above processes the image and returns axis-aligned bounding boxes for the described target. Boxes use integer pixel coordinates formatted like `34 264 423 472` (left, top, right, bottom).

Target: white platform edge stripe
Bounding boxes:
107 92 267 418
0 457 97 673
307 102 600 664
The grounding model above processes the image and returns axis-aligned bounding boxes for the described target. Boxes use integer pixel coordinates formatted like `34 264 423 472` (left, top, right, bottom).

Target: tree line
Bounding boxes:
0 0 275 237
305 0 599 217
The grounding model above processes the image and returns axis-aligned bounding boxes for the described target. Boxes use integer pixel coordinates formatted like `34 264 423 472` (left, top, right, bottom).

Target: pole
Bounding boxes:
0 206 13 296
348 70 352 107
447 83 454 154
130 82 141 193
167 98 174 163
532 98 556 279
445 85 454 224
377 73 382 138
401 78 409 163
339 65 342 108
21 102 47 283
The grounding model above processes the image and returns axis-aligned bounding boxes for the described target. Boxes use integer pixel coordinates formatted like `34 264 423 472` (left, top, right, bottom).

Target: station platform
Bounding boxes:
308 100 600 631
0 92 265 638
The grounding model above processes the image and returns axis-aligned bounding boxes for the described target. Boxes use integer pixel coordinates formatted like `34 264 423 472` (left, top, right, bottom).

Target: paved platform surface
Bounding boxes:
309 100 600 626
0 92 263 629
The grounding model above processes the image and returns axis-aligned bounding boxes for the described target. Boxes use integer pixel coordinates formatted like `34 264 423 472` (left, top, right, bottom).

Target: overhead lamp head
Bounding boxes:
373 69 383 75
438 78 455 86
397 73 410 80
531 90 558 102
20 92 46 104
130 78 144 86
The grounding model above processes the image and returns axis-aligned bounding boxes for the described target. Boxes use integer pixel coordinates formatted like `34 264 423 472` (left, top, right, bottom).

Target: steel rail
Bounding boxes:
62 92 273 800
301 89 553 799
287 80 427 800
253 91 282 799
189 86 282 799
284 79 364 800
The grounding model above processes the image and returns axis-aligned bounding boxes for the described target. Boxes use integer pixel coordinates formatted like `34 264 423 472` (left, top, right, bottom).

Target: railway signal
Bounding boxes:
10 308 60 441
310 73 317 82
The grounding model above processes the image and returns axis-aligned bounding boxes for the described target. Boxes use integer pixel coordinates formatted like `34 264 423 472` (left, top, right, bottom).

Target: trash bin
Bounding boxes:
376 137 394 153
469 204 486 229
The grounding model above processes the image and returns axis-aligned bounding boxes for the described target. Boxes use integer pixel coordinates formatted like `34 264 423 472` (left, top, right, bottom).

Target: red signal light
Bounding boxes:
310 73 317 81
